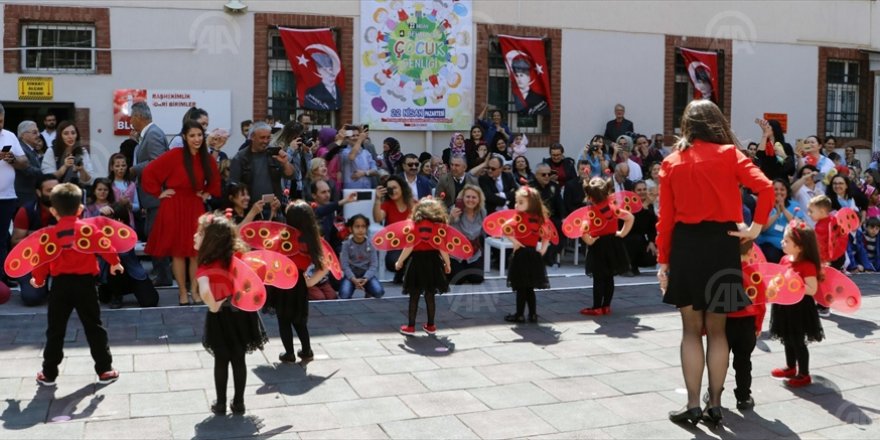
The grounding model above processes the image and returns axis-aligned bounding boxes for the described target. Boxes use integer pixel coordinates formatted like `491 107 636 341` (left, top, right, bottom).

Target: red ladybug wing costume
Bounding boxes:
197 256 268 312
561 193 640 239
372 219 476 260
741 262 806 305
240 221 343 280
483 210 556 246
778 257 861 313
240 249 299 289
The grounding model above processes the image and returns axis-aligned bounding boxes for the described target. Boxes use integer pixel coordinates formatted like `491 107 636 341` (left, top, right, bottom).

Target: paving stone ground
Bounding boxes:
1 271 879 439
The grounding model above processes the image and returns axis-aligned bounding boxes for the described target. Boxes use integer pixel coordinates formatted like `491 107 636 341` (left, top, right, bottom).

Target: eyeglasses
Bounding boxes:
486 166 499 172
537 173 549 177
406 163 419 168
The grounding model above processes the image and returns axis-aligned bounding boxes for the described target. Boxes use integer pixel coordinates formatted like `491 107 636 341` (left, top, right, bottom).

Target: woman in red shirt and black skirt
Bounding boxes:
657 101 773 428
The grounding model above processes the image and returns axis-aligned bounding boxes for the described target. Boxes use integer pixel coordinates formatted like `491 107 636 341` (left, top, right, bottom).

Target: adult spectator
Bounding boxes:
442 132 467 167
118 129 138 175
490 136 513 162
646 162 661 189
341 129 379 189
11 174 58 304
40 113 57 148
543 143 576 187
564 160 591 216
169 107 209 149
229 121 295 207
274 121 311 199
380 136 403 175
799 135 835 175
577 135 611 178
823 135 837 157
477 105 511 146
143 120 221 306
399 153 433 199
633 134 663 175
479 156 517 213
844 144 862 170
296 112 314 134
511 156 535 187
827 174 861 221
436 155 479 208
129 101 172 286
745 141 759 164
611 135 643 181
339 214 385 299
533 163 564 266
303 157 338 202
207 128 230 164
756 179 805 263
604 103 634 142
312 179 357 254
373 175 416 283
15 121 45 207
623 181 658 276
223 181 280 226
42 121 95 186
754 118 795 180
449 185 487 284
465 125 487 169
611 162 634 193
790 165 822 227
420 159 439 189
239 119 252 151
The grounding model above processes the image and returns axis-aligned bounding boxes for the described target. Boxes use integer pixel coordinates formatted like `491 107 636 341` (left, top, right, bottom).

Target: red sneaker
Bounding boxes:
97 369 119 385
785 374 812 388
36 371 56 386
601 306 612 315
422 324 437 335
580 307 603 316
771 367 797 378
399 325 416 336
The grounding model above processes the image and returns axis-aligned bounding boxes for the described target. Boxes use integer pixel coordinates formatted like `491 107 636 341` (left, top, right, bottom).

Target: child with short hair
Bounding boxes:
807 195 846 316
32 183 124 386
864 217 880 271
726 240 767 410
339 214 385 299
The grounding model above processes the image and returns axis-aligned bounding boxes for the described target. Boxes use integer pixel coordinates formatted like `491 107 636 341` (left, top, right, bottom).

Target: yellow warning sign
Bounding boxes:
18 77 53 100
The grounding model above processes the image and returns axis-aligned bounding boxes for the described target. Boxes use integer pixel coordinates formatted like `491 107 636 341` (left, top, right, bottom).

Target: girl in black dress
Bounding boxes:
504 186 551 323
195 212 267 415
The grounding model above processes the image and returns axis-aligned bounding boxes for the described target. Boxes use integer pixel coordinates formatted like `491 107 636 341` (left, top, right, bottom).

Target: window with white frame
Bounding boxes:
21 23 96 73
825 60 861 138
267 29 336 128
487 36 547 135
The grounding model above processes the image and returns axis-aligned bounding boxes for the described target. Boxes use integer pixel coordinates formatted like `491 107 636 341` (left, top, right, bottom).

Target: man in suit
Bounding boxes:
128 102 172 286
479 156 517 214
563 159 591 216
399 153 433 200
14 120 45 208
533 163 564 265
604 103 634 142
612 161 635 193
436 155 478 208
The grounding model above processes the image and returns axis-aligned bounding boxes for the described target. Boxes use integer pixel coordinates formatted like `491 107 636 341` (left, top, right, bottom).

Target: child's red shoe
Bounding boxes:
399 325 416 336
580 307 603 316
422 324 437 335
36 371 55 387
785 374 812 388
601 306 612 315
771 367 797 378
97 369 119 385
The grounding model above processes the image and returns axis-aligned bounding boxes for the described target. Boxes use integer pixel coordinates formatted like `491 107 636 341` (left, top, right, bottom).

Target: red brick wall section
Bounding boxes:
253 13 354 125
817 47 873 149
3 4 111 74
664 35 732 143
476 23 561 148
75 108 90 147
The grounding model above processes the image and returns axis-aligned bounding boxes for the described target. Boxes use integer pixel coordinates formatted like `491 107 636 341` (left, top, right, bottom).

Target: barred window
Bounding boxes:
487 36 548 135
21 23 95 73
825 60 861 138
672 48 725 132
268 29 336 128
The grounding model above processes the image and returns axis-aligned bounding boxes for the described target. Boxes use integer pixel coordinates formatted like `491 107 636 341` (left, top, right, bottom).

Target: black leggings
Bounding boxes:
408 291 436 327
514 287 536 317
214 352 246 405
592 275 615 309
278 314 311 356
784 340 809 376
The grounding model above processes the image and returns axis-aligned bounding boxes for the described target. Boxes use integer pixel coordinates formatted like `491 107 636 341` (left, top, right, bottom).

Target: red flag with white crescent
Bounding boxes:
278 27 345 111
680 48 719 103
498 35 552 116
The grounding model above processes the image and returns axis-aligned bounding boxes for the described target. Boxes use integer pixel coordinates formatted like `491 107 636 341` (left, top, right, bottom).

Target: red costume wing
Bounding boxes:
483 210 517 238
541 219 559 245
4 226 62 278
431 224 475 260
816 267 861 313
834 208 860 235
562 206 607 239
76 217 138 253
611 191 643 214
241 250 299 289
372 220 417 251
743 263 806 305
745 243 767 265
320 238 343 280
229 257 267 312
240 221 301 255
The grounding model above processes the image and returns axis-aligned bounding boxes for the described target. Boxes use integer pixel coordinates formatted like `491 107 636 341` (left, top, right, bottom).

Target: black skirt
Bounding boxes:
402 250 450 295
266 271 309 322
507 246 550 290
203 303 268 358
769 296 824 344
586 234 630 278
663 222 749 313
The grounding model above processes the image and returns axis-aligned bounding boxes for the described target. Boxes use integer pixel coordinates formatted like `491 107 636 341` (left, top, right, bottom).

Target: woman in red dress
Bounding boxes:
143 120 221 305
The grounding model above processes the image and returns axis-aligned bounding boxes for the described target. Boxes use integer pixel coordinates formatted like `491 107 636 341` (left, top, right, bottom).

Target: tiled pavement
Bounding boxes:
1 273 879 439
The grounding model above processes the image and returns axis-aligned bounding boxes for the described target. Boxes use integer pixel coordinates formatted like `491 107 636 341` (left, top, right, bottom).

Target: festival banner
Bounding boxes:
113 89 231 135
360 0 474 130
278 27 345 111
498 35 551 116
679 48 719 103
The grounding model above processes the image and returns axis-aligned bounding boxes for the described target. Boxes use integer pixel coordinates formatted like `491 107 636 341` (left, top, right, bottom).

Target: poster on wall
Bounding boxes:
679 48 719 103
498 35 551 116
278 27 345 111
359 0 474 130
113 89 231 136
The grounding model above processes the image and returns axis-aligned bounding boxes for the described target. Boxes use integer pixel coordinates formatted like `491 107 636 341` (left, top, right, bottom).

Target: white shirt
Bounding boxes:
0 129 25 199
405 174 419 199
794 184 820 227
627 158 643 181
40 129 56 148
495 176 506 198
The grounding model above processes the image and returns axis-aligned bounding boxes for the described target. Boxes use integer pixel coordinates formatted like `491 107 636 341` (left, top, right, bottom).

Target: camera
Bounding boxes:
74 157 83 167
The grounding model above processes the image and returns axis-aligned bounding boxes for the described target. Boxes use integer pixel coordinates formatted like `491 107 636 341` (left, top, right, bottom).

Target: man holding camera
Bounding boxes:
229 121 295 208
341 125 379 190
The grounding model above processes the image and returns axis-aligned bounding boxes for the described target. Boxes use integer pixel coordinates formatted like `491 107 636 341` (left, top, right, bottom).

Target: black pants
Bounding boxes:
726 315 757 401
386 250 404 283
514 288 536 317
450 258 484 284
214 352 246 405
43 274 112 379
101 275 159 307
277 287 311 355
145 207 172 283
784 340 809 376
623 236 657 272
592 275 614 309
408 291 436 327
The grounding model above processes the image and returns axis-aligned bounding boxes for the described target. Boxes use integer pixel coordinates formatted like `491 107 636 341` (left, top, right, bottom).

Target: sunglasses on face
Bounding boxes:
406 163 419 168
537 173 549 177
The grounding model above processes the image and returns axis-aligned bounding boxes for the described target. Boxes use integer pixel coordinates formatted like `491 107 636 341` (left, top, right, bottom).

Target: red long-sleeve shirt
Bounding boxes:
32 216 121 286
656 140 773 264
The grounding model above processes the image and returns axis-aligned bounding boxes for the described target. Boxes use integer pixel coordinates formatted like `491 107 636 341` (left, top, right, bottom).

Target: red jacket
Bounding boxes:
32 216 121 286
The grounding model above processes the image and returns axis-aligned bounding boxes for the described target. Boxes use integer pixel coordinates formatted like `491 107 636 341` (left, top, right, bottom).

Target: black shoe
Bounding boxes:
621 271 637 278
3 277 18 288
279 352 297 363
669 407 701 425
528 314 538 323
110 296 123 309
210 401 226 415
702 406 723 428
297 350 314 362
153 277 173 287
736 397 755 411
504 314 525 323
229 401 245 414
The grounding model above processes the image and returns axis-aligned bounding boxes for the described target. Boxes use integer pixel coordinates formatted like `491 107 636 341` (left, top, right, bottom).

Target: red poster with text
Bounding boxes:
278 27 345 111
113 89 147 135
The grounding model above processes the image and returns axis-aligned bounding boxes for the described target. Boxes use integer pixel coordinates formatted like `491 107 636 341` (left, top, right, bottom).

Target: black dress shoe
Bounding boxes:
230 401 245 414
669 407 702 426
504 314 525 323
210 401 226 415
702 406 723 428
279 352 297 363
297 350 314 362
736 397 754 411
528 314 538 323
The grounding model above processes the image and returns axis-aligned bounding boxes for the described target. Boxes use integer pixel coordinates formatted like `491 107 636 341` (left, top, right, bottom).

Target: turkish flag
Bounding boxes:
498 35 552 116
680 48 719 103
278 27 345 111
